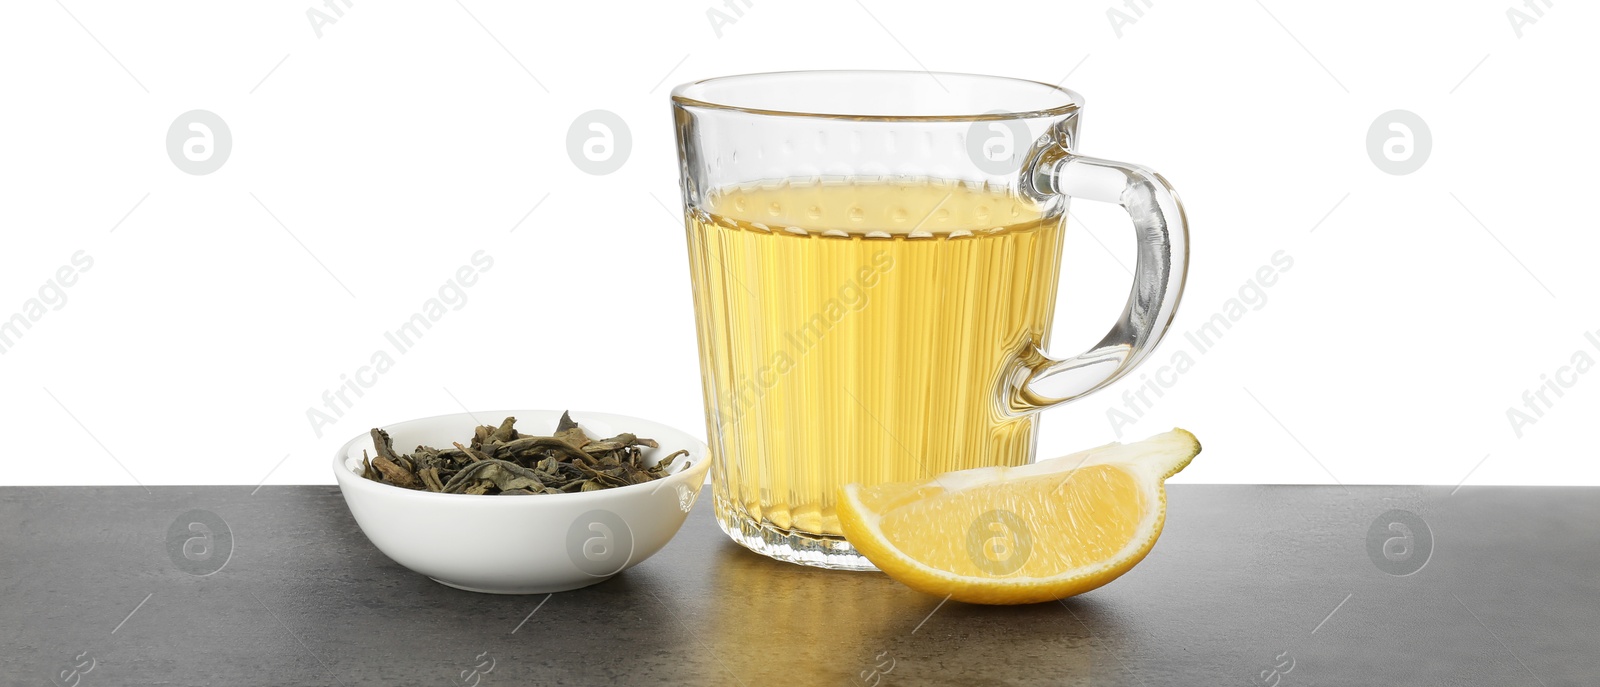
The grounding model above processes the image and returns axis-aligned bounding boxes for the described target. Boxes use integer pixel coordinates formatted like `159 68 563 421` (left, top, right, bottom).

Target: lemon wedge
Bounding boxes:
837 429 1200 604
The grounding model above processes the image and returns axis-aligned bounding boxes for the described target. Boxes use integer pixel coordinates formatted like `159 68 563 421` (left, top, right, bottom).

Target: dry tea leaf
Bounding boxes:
357 412 687 496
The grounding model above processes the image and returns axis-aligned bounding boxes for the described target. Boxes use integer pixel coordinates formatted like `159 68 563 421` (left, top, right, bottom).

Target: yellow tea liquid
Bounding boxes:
686 179 1065 542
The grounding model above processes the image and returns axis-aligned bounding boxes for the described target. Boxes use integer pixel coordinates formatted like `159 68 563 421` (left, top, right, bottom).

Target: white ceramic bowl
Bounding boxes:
333 409 711 594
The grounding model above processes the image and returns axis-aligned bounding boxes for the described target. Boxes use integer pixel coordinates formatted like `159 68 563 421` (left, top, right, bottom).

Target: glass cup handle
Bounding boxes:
1012 152 1190 413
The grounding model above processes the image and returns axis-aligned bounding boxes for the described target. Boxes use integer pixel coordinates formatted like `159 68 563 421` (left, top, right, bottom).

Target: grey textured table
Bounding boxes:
2 486 1595 686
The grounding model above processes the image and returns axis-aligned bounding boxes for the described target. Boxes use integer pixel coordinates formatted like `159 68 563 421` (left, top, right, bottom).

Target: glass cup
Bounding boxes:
671 71 1188 569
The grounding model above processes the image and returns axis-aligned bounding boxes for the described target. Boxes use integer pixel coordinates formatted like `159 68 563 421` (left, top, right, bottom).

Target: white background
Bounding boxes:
0 1 1594 488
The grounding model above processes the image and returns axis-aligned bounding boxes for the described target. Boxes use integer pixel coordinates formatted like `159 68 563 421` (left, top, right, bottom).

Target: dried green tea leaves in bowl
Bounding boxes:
359 412 689 495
